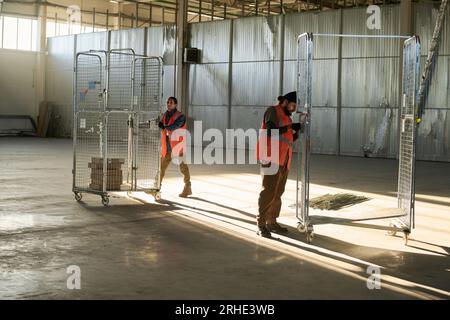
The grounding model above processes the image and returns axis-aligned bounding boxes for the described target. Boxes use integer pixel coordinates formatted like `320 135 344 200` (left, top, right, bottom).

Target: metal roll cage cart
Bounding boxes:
72 48 164 206
295 33 421 244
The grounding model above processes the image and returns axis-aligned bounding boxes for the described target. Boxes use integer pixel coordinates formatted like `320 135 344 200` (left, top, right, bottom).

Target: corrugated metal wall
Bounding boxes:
414 2 450 162
45 3 450 161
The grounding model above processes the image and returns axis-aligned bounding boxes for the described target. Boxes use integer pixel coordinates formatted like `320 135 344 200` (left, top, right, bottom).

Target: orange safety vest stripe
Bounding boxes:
256 105 294 170
161 110 187 157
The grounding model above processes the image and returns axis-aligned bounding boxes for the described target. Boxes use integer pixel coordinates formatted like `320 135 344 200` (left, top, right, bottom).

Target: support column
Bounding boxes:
35 2 47 122
336 9 343 156
176 0 189 116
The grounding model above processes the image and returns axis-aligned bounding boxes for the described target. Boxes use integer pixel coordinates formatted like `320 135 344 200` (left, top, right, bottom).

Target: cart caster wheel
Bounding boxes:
74 192 82 202
154 192 161 201
403 231 410 245
101 196 109 206
297 223 306 233
387 223 397 236
306 232 314 244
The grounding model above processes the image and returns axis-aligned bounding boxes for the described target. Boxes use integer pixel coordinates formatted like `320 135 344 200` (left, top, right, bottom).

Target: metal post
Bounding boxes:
162 7 165 25
211 0 215 21
199 0 202 22
255 0 259 16
242 2 245 16
176 0 188 114
93 8 95 32
149 4 152 27
224 3 227 19
280 0 284 15
279 13 285 95
106 9 109 30
268 1 271 16
227 20 234 135
131 13 135 28
136 2 139 27
119 7 122 30
337 9 343 156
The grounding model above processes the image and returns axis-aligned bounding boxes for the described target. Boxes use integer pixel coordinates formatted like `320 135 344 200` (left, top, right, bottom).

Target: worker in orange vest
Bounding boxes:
158 96 192 198
256 92 303 238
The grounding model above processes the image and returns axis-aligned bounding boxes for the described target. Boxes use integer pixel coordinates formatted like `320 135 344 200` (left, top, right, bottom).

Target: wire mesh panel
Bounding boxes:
134 57 163 192
104 111 133 192
75 53 105 111
398 36 420 230
74 111 104 192
295 33 313 231
108 51 134 110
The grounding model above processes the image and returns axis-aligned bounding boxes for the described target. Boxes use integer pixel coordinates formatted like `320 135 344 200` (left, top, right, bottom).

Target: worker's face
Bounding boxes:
287 102 296 113
167 99 177 111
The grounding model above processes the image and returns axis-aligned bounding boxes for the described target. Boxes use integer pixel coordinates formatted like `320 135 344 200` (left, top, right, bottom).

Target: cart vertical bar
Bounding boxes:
397 35 420 231
295 33 313 235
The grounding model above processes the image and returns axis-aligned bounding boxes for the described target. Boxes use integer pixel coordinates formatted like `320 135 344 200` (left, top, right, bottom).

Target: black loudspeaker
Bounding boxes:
184 47 201 63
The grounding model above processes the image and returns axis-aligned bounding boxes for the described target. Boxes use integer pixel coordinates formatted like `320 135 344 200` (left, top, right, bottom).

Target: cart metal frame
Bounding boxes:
295 33 421 244
72 48 164 206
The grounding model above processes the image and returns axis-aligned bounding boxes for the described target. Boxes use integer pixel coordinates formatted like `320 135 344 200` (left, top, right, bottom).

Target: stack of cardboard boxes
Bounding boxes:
89 157 124 191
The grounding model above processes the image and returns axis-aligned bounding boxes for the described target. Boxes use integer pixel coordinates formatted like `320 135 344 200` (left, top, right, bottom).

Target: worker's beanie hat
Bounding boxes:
283 91 297 103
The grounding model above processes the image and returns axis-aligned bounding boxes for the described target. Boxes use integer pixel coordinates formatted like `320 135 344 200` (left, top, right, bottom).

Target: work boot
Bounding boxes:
266 222 288 234
179 184 192 198
257 225 272 239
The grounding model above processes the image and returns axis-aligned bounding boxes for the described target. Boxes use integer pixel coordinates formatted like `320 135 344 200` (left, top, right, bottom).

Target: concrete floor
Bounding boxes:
0 137 449 299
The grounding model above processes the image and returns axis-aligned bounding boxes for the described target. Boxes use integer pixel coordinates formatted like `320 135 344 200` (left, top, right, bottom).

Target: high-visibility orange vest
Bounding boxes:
256 105 294 170
161 110 187 157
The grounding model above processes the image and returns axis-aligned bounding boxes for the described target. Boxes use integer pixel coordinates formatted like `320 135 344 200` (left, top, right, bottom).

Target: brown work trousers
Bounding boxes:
160 152 191 186
257 164 289 227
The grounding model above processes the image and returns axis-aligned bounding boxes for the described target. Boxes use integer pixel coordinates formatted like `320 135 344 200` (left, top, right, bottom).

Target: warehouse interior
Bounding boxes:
0 0 449 300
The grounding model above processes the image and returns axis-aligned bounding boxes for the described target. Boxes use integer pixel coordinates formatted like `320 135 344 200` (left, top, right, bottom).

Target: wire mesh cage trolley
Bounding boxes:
295 33 421 244
72 49 164 206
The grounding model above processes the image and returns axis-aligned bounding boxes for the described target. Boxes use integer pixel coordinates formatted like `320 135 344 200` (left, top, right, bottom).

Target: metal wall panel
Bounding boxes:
310 108 338 155
189 63 229 106
417 109 450 161
46 35 75 137
110 28 146 55
231 62 280 106
341 57 400 108
147 25 176 65
230 106 266 131
0 51 37 118
342 5 401 58
190 105 228 140
414 2 450 55
46 35 75 71
189 20 231 64
423 56 450 109
162 65 175 104
233 15 282 62
340 108 399 158
76 32 108 53
284 10 340 60
283 59 338 107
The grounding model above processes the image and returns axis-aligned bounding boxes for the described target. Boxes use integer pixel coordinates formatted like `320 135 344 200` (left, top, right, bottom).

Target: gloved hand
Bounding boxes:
158 121 165 129
292 123 302 131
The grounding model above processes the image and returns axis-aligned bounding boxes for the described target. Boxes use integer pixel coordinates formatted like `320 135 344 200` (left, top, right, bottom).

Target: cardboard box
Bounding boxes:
89 182 122 191
90 170 123 179
89 157 125 170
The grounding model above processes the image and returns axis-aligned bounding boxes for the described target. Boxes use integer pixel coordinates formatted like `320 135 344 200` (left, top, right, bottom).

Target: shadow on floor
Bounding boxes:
155 195 450 299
